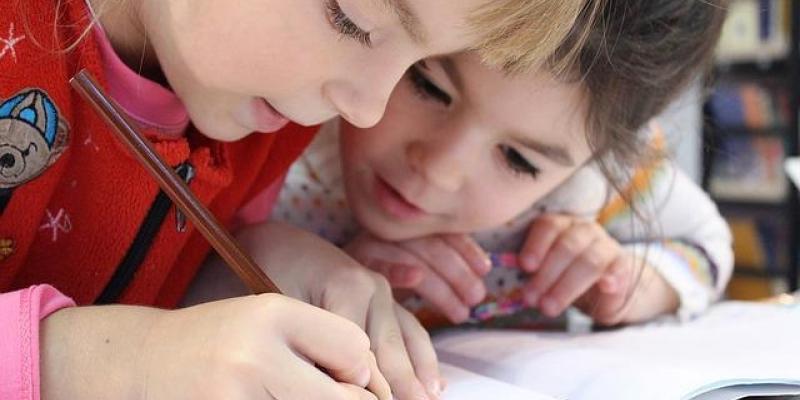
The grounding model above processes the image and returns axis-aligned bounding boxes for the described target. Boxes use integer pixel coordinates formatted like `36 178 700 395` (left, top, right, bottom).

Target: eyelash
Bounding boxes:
326 0 372 47
499 144 540 179
406 63 539 179
407 64 453 106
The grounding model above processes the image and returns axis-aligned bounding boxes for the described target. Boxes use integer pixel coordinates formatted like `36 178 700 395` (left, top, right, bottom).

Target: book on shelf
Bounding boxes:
438 301 800 400
708 81 790 130
786 157 800 191
716 0 791 64
727 274 788 299
709 135 787 201
729 217 771 269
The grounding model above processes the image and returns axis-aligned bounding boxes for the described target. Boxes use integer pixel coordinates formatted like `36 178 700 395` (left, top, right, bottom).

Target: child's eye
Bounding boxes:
407 64 453 106
326 0 372 48
499 144 540 179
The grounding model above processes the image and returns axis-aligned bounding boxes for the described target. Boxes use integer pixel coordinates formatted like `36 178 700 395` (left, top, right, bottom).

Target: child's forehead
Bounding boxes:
451 53 575 101
381 0 587 64
389 0 486 50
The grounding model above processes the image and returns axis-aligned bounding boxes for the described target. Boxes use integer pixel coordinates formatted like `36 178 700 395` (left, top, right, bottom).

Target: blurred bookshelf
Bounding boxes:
703 0 799 299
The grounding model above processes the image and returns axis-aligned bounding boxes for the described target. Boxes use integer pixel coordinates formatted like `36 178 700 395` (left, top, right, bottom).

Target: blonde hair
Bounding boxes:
19 0 101 53
470 0 603 75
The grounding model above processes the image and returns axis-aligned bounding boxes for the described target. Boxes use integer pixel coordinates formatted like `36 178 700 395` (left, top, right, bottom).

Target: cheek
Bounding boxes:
167 1 331 94
340 98 422 166
459 182 546 230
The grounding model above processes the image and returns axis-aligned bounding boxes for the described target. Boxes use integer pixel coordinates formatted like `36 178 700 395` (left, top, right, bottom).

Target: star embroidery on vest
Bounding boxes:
0 23 26 64
39 208 72 242
0 238 14 261
83 134 100 152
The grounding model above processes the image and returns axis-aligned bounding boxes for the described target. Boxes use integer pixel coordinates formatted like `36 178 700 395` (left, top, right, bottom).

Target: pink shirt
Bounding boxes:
0 286 75 400
92 25 281 225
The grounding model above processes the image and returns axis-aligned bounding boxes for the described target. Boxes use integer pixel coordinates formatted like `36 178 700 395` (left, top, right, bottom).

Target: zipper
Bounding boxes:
0 188 12 216
95 162 194 304
174 163 196 232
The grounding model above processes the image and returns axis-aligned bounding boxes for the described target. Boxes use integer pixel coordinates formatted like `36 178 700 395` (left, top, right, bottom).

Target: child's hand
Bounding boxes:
238 223 444 400
41 295 389 400
345 232 492 324
572 251 680 325
519 214 678 325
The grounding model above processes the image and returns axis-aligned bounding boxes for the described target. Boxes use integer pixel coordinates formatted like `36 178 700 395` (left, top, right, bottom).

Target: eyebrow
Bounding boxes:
515 136 575 167
436 56 574 167
382 0 427 44
439 57 464 92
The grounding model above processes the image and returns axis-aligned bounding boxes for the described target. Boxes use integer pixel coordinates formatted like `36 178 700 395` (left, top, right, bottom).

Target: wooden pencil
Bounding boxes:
70 69 281 295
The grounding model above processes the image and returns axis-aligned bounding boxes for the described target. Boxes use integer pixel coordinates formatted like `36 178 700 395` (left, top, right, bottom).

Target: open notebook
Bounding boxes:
435 301 800 400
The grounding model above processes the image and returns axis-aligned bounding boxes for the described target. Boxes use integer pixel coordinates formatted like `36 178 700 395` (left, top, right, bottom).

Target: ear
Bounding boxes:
46 117 70 166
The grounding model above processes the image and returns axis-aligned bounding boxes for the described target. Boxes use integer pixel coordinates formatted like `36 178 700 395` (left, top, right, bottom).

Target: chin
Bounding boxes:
352 208 396 241
190 115 251 142
358 212 429 242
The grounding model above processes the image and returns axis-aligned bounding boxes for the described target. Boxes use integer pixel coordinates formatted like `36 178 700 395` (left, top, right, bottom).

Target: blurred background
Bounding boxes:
657 0 799 300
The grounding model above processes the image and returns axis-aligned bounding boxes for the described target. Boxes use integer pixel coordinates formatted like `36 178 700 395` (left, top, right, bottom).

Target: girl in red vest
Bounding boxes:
0 0 595 399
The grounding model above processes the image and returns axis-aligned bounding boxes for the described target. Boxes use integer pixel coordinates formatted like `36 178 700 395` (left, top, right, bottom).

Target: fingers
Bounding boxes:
582 256 638 326
402 237 486 307
537 237 621 317
364 350 393 400
345 232 488 323
441 234 492 276
262 296 390 400
281 296 376 388
347 235 426 289
339 384 381 400
320 274 376 330
367 280 432 400
395 305 443 399
412 267 471 323
270 348 381 400
268 349 368 400
372 260 425 289
519 214 573 273
523 219 597 307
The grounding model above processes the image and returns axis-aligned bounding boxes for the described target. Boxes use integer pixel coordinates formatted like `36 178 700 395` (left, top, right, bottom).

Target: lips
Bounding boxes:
373 176 427 220
248 97 289 133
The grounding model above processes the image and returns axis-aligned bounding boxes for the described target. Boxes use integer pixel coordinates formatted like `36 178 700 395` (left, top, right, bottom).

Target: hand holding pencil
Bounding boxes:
68 70 393 400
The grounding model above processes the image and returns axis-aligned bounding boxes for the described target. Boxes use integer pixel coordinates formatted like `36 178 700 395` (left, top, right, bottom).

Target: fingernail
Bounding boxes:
540 297 560 317
452 306 470 323
602 277 619 293
355 366 371 388
414 385 432 400
522 255 539 272
469 282 486 305
481 254 492 272
427 380 442 399
390 267 407 285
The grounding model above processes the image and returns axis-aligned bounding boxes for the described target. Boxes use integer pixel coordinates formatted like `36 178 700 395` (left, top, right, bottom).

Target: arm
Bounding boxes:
40 293 389 400
598 159 733 320
185 221 444 400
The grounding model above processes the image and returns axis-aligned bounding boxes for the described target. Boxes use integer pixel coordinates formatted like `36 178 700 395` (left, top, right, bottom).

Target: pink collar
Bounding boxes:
92 24 190 138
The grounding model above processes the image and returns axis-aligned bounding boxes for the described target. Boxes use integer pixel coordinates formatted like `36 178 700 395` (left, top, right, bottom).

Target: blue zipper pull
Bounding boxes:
175 163 196 233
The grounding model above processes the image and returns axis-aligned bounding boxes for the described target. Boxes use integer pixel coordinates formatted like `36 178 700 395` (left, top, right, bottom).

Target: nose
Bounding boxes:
406 133 471 193
323 60 408 129
0 153 15 168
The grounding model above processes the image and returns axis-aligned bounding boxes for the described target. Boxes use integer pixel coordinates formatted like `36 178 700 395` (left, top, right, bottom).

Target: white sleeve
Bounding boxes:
601 160 734 319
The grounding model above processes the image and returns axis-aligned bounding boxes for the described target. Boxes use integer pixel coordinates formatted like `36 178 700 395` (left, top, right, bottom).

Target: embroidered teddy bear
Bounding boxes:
0 88 69 190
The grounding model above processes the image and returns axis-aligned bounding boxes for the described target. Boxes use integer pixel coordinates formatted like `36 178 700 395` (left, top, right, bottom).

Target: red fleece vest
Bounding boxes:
0 0 316 307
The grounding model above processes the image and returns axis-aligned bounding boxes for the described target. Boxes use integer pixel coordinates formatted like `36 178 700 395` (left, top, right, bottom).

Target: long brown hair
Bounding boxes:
551 0 727 213
552 0 727 317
